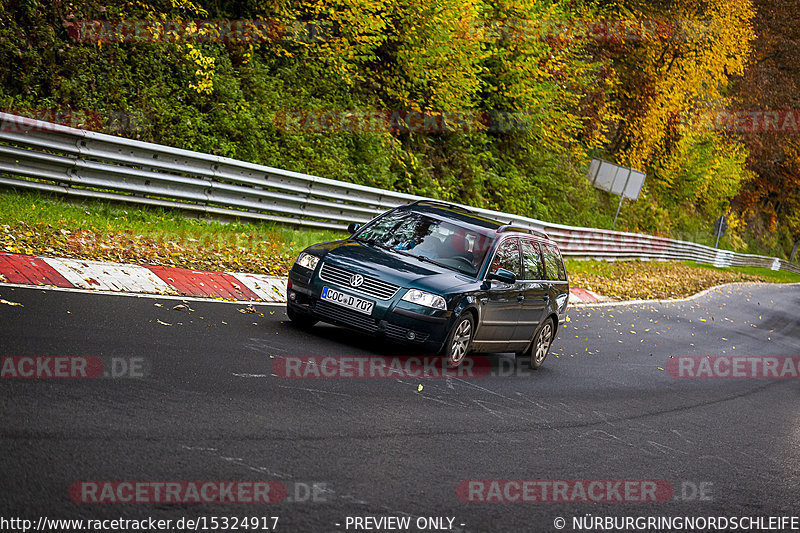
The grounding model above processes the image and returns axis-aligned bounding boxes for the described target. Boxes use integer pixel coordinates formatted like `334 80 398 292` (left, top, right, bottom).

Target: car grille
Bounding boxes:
384 324 429 344
314 300 380 333
319 262 400 300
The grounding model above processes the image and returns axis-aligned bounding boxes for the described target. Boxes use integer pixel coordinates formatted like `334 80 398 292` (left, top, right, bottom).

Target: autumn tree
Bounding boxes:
730 0 800 255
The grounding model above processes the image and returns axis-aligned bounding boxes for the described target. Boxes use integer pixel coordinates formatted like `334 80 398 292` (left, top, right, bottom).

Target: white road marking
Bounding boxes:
228 272 287 302
41 257 175 294
0 282 285 305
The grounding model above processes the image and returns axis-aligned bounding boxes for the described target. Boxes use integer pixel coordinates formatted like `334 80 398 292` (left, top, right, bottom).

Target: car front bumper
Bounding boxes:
287 265 453 352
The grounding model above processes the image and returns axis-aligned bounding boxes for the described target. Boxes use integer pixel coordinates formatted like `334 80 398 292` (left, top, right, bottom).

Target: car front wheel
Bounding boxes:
443 313 474 367
287 305 318 328
529 317 554 370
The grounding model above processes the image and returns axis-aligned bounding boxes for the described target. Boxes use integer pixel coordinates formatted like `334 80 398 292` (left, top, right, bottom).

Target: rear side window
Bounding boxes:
542 244 567 281
521 239 544 280
490 238 521 277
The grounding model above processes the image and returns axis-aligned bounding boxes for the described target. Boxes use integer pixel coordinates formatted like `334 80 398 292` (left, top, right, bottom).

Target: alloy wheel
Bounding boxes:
449 317 472 366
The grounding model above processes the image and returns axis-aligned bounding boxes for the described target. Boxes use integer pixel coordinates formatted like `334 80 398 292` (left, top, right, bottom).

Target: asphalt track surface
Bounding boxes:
1 282 799 532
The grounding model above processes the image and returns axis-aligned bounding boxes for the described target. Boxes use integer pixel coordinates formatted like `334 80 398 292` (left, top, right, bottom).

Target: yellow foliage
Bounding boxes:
376 0 484 111
185 44 215 95
618 0 755 169
653 130 753 216
169 0 208 17
272 0 390 87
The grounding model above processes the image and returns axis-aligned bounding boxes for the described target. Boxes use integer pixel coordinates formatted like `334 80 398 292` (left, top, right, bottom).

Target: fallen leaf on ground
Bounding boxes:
570 261 766 301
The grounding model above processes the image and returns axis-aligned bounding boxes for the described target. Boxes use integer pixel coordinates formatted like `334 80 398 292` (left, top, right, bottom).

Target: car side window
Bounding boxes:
521 239 544 280
490 238 521 277
542 244 567 281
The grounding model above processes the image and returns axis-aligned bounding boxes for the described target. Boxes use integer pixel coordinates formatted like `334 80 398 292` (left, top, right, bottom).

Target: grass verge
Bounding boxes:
682 260 800 284
0 189 345 275
2 189 798 299
565 259 799 301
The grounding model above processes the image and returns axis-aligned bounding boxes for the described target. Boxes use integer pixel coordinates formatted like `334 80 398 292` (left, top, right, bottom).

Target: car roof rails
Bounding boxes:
407 199 472 212
497 224 550 240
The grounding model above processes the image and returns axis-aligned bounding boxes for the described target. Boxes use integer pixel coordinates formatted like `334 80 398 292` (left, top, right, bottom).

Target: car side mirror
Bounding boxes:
346 223 361 235
487 268 516 284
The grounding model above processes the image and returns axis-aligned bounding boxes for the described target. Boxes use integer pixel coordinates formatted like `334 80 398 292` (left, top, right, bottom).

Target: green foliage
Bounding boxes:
0 0 786 259
649 130 753 220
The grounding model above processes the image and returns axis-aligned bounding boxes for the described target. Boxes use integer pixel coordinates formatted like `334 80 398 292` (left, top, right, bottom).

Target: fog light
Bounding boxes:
407 331 416 340
289 291 297 301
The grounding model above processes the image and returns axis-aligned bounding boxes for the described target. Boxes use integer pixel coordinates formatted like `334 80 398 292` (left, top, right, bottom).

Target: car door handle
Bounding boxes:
517 294 525 301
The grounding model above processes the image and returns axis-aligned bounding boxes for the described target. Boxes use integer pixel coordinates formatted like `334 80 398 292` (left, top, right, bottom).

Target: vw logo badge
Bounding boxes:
350 274 364 287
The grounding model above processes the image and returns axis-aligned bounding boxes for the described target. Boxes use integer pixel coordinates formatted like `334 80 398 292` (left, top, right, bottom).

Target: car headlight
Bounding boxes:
295 252 320 271
401 289 446 310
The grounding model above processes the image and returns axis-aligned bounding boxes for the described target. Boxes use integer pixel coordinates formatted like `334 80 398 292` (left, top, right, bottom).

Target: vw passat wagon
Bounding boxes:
287 201 569 369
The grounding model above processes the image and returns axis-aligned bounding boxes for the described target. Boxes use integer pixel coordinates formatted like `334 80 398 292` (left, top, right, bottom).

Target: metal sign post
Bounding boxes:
612 168 632 228
713 215 727 248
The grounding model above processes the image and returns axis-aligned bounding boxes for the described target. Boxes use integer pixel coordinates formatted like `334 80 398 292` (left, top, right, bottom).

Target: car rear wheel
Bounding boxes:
287 305 318 328
529 317 554 370
443 313 474 367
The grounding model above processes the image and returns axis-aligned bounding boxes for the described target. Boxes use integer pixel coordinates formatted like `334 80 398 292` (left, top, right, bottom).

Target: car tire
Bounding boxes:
529 317 555 370
443 312 474 368
287 305 318 328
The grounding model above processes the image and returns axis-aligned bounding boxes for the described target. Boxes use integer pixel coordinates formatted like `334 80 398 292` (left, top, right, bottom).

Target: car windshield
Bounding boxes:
355 209 495 277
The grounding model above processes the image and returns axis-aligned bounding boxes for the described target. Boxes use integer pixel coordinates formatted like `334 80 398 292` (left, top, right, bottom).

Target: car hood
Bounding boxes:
307 240 476 293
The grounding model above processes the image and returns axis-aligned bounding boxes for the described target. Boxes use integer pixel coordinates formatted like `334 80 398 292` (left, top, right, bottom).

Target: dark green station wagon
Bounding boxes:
287 200 569 369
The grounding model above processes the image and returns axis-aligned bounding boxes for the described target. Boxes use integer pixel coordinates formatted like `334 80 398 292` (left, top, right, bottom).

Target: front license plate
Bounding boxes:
321 286 375 315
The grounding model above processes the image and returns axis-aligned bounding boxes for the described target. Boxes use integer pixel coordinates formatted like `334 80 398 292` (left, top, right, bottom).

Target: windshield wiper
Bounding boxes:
393 250 465 273
417 253 477 276
356 239 474 276
415 254 445 267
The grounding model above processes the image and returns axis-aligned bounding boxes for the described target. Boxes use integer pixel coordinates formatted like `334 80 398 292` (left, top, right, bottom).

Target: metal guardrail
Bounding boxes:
1 111 798 275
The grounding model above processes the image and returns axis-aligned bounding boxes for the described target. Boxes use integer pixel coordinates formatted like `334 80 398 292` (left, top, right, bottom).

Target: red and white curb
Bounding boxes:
0 252 285 302
1 251 604 305
567 287 615 305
